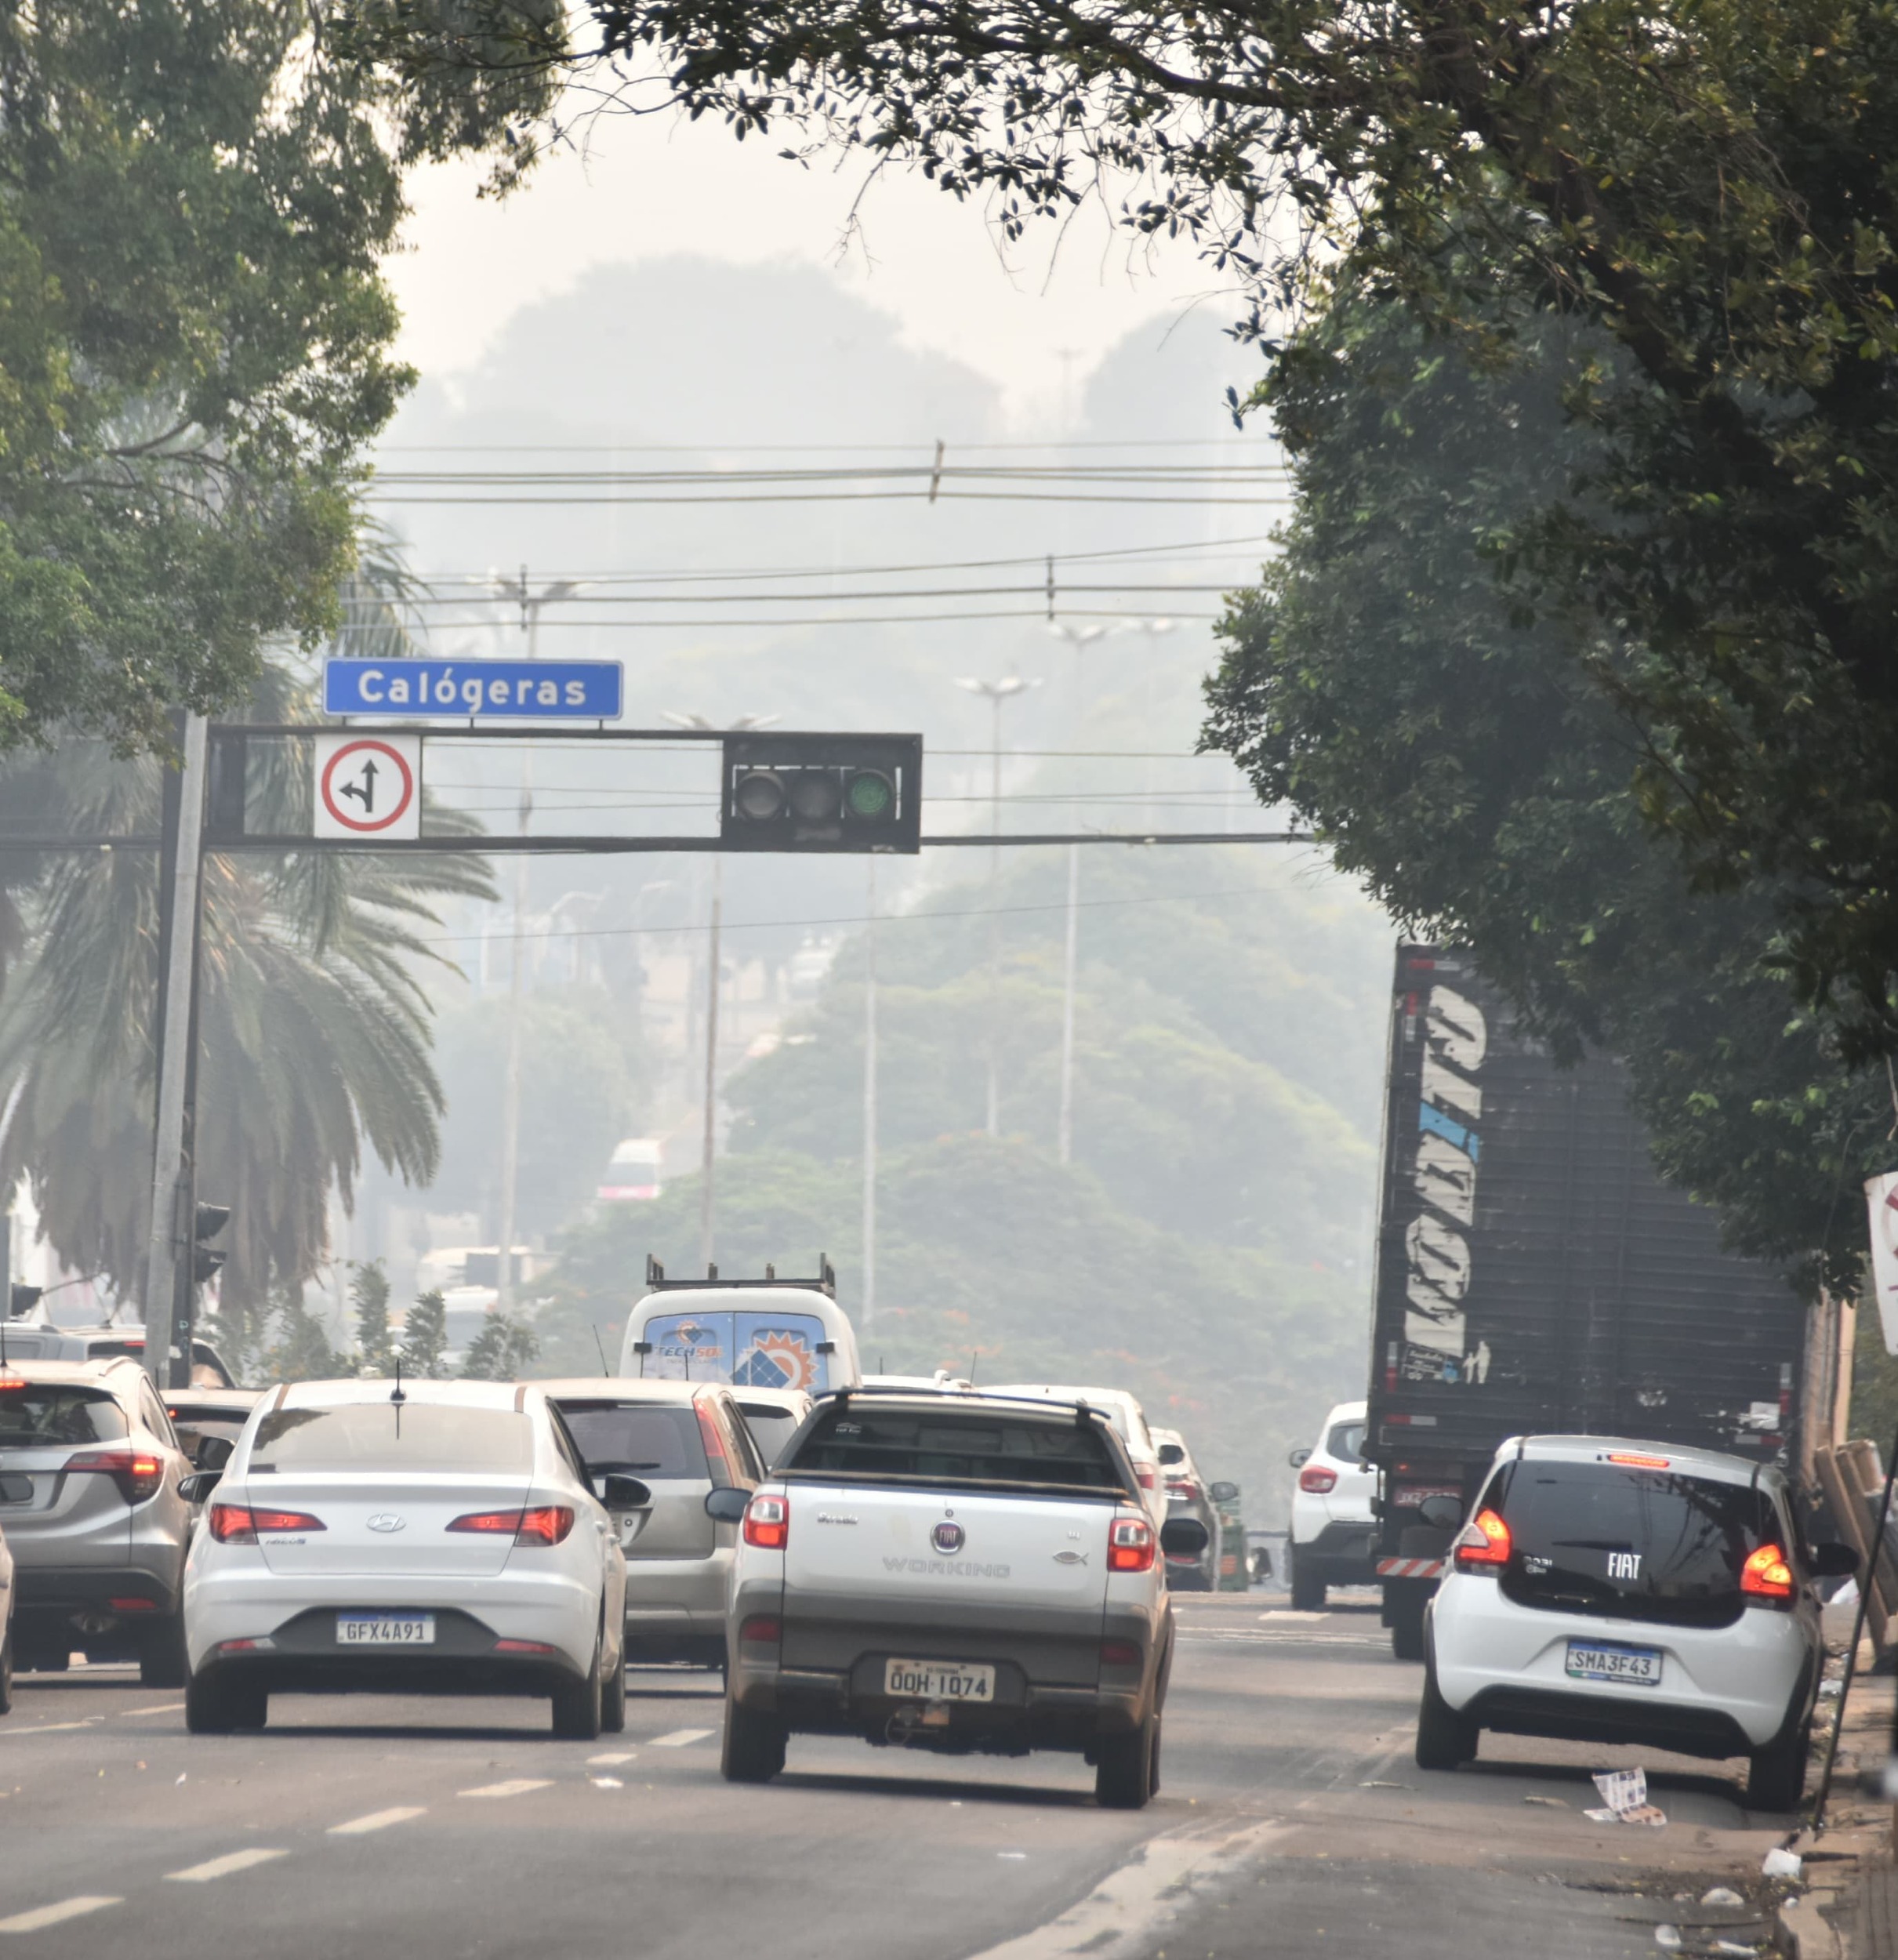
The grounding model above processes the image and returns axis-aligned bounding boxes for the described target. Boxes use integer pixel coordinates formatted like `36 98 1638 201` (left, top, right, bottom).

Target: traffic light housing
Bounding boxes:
720 733 921 853
192 1203 230 1286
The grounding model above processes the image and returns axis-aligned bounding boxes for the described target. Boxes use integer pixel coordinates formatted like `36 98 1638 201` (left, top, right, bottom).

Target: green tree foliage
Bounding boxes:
1204 299 1896 1294
361 0 1898 1054
0 0 553 751
401 1288 452 1379
0 650 493 1319
351 1259 396 1374
461 1312 539 1381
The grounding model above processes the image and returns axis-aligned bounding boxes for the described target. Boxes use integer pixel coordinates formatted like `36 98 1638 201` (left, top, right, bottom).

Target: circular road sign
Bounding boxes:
318 737 417 835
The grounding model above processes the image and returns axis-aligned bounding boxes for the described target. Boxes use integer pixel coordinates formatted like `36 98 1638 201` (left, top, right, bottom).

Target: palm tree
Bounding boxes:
0 547 492 1331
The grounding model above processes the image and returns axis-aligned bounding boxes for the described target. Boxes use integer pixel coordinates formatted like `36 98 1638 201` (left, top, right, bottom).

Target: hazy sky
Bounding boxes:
389 103 1237 427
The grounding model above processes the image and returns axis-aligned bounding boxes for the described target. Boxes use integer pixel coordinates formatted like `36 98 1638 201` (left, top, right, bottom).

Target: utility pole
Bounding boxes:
143 713 209 1388
1046 621 1106 1169
862 857 878 1326
661 711 779 1274
954 675 1040 1136
488 569 581 1312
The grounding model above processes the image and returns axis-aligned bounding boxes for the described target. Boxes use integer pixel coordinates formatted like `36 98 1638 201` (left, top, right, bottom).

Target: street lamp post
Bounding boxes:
953 675 1042 1137
1044 623 1108 1168
488 570 582 1315
661 712 780 1272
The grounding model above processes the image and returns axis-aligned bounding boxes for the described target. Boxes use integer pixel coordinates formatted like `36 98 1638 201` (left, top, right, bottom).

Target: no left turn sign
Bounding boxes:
314 734 422 840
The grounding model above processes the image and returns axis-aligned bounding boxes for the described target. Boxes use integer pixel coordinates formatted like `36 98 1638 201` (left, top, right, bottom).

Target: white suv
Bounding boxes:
1416 1435 1857 1809
1287 1399 1376 1609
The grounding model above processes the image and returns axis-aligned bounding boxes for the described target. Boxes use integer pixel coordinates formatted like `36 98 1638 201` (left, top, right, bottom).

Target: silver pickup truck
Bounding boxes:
709 1388 1208 1808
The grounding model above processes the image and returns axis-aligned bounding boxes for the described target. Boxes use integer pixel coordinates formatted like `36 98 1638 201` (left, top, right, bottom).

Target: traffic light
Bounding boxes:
192 1203 230 1286
720 733 922 853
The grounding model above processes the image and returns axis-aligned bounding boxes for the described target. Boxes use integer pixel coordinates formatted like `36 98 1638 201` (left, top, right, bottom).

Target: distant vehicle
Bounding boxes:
728 1387 815 1469
983 1384 1165 1521
1149 1427 1220 1592
717 1388 1207 1806
785 936 837 1000
1363 946 1809 1660
181 1378 630 1737
597 1138 664 1203
165 1388 265 1468
540 1378 765 1672
860 1370 973 1392
0 1323 236 1388
1417 1434 1856 1810
618 1256 862 1395
0 1357 196 1683
1287 1399 1376 1609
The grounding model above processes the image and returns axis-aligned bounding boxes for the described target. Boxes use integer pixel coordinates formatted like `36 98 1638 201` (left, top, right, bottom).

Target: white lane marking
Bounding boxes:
587 1751 636 1765
328 1808 427 1836
960 1820 1290 1960
0 1897 122 1935
457 1779 553 1799
648 1729 713 1748
165 1849 289 1884
122 1702 187 1716
13 1720 103 1734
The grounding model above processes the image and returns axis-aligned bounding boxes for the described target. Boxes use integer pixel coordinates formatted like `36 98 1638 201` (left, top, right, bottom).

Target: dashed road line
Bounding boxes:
165 1849 289 1884
0 1897 122 1935
648 1729 713 1748
122 1703 187 1716
13 1719 104 1734
586 1751 636 1766
458 1779 553 1799
329 1808 427 1836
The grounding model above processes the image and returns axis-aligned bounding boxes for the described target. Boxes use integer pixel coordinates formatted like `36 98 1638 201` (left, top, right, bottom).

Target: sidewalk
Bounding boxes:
1789 1664 1893 1958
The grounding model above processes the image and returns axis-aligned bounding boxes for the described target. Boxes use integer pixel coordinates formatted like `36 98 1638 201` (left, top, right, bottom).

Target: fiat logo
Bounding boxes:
931 1521 965 1554
366 1513 406 1534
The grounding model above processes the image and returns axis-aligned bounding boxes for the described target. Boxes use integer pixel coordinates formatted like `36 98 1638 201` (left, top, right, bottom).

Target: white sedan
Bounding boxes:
181 1379 630 1738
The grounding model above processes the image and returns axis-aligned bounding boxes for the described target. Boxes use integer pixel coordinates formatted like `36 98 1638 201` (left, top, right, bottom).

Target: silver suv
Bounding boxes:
542 1379 764 1673
0 1359 197 1682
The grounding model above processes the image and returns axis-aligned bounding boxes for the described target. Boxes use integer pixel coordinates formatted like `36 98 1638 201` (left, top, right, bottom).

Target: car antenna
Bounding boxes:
968 1352 977 1388
591 1323 610 1377
390 1348 406 1436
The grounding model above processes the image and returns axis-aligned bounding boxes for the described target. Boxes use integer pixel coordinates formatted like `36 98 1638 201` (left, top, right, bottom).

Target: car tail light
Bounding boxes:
1100 1639 1141 1668
739 1614 782 1646
446 1506 575 1546
1298 1465 1337 1494
1741 1542 1795 1602
216 1636 274 1654
1605 1451 1671 1469
209 1503 326 1544
494 1639 557 1654
743 1492 789 1550
108 1596 158 1612
1109 1515 1156 1573
1453 1508 1511 1572
696 1400 731 1488
67 1449 165 1504
1135 1463 1158 1492
1168 1478 1202 1501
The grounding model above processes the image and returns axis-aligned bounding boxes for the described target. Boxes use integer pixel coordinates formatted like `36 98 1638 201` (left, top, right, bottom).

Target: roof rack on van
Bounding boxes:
643 1253 837 1298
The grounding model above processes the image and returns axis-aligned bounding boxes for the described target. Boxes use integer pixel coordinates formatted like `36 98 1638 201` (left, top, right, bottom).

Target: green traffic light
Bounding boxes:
846 770 894 818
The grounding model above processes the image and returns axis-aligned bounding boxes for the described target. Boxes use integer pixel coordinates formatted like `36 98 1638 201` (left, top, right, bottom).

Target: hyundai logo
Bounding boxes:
931 1521 965 1555
366 1513 407 1534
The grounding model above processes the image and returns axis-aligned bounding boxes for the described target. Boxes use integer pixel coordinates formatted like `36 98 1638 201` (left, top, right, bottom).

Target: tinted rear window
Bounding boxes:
1488 1458 1779 1628
250 1405 532 1473
735 1404 800 1469
555 1403 708 1479
786 1407 1127 1492
0 1385 129 1448
1327 1421 1366 1462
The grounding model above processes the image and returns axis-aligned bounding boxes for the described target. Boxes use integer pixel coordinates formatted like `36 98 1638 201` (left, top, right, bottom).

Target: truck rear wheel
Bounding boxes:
1095 1713 1156 1809
721 1696 787 1784
1385 1581 1428 1660
1289 1552 1326 1611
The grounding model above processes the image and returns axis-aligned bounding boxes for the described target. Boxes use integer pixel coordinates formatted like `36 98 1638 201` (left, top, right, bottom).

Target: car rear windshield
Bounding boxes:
1486 1457 1780 1628
0 1384 129 1448
249 1404 532 1473
735 1403 800 1469
1326 1421 1366 1462
784 1406 1128 1493
554 1403 708 1479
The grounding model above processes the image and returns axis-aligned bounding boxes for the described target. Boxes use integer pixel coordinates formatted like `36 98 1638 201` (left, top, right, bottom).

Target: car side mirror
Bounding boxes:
1210 1480 1239 1503
1160 1517 1210 1559
1417 1495 1464 1532
1288 1447 1312 1469
599 1474 651 1511
704 1486 750 1523
1810 1541 1860 1578
179 1470 221 1505
195 1435 234 1472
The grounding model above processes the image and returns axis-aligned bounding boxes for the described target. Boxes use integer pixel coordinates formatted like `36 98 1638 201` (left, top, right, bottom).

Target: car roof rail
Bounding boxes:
808 1385 1112 1422
643 1252 837 1298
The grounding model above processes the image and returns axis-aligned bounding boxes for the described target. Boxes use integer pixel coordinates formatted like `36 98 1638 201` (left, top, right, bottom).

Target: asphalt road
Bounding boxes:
0 1592 1802 1958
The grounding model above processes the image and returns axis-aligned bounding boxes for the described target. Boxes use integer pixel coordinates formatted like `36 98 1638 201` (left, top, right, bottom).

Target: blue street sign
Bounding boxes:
323 658 623 720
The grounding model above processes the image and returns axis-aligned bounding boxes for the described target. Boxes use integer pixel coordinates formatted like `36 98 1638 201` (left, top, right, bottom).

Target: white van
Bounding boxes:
598 1138 664 1203
616 1256 862 1397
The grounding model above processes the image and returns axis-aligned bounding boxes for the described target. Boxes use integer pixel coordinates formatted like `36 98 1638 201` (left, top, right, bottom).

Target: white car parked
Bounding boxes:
1416 1434 1857 1809
181 1379 630 1738
1287 1398 1377 1608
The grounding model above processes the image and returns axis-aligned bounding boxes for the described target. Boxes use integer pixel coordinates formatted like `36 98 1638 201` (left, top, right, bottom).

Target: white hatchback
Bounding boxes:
181 1379 630 1739
1417 1435 1856 1809
1287 1398 1377 1608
